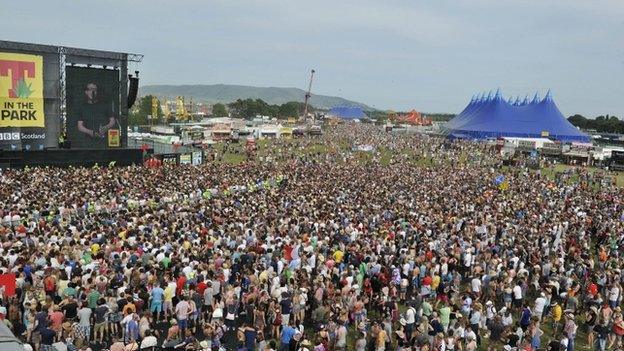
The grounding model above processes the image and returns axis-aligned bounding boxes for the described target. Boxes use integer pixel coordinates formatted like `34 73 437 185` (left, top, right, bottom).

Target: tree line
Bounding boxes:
128 95 163 126
226 99 312 119
129 96 311 125
568 114 624 134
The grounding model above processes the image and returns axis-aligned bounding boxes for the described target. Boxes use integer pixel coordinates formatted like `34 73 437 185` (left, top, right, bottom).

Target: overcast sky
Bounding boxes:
2 0 623 116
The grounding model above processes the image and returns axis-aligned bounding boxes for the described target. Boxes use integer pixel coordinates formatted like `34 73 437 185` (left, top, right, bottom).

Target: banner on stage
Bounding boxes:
0 52 45 128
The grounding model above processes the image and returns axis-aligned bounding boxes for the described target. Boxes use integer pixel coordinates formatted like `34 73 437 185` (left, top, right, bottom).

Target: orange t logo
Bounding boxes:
0 60 36 98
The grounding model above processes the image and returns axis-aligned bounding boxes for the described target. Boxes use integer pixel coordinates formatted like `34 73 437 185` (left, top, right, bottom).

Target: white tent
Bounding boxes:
0 322 26 351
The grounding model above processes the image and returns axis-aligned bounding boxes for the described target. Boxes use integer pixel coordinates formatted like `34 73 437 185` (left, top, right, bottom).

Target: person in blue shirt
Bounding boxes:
520 305 532 331
125 313 140 344
242 322 258 351
280 321 297 351
150 284 165 322
24 263 33 285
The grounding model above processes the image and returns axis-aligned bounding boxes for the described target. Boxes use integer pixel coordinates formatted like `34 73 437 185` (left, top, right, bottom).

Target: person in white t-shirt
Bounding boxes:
471 276 482 298
512 283 523 308
534 293 547 321
609 283 620 309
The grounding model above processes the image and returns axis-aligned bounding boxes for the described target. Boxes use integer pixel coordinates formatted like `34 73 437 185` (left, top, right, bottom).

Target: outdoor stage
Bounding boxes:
0 41 145 168
0 148 150 168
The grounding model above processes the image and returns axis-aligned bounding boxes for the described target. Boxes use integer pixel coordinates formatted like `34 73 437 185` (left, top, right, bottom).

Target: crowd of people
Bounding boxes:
0 123 623 351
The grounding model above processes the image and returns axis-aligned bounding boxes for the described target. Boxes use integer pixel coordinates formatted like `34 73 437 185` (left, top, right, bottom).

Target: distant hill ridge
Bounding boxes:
141 84 372 110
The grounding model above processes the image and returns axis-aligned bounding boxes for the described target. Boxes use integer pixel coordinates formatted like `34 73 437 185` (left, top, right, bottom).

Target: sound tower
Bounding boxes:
127 71 139 108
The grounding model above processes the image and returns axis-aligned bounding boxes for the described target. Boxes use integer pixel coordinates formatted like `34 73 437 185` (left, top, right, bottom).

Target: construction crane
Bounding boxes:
302 69 315 122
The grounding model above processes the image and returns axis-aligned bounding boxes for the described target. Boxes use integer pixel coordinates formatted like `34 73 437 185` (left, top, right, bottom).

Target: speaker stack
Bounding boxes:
127 71 140 108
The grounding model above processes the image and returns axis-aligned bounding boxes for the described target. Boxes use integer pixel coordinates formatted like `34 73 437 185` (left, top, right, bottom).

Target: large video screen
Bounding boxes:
66 66 121 148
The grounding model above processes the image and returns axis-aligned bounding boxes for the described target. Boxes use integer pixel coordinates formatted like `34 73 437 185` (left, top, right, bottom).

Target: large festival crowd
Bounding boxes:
0 123 623 351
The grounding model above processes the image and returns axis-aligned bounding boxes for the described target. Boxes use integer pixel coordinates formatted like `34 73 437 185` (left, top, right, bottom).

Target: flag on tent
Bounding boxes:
0 273 16 297
494 175 505 185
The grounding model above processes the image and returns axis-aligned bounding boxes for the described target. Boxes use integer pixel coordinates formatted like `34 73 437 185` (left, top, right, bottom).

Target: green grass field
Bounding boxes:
540 163 624 187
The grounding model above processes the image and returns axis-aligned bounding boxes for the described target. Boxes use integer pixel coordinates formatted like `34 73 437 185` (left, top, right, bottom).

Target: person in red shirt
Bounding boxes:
176 275 187 297
283 244 293 262
196 279 207 295
49 305 64 337
588 281 598 298
423 276 433 287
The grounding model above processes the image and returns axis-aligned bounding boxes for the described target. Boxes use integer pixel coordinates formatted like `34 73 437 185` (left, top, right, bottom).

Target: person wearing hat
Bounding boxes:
139 330 158 349
550 300 562 335
198 339 211 351
585 305 599 347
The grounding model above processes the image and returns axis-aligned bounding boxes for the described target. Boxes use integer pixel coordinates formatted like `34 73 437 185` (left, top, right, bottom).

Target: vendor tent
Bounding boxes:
445 89 590 143
0 322 24 351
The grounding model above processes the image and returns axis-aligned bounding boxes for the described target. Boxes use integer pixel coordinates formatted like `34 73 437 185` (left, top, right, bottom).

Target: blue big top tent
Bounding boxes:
328 106 367 120
444 89 590 142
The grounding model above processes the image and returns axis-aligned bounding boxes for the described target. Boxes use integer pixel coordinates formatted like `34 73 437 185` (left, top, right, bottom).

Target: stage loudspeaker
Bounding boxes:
127 75 139 108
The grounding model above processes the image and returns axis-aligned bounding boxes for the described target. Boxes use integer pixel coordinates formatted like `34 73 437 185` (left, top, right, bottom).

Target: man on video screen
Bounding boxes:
74 82 116 147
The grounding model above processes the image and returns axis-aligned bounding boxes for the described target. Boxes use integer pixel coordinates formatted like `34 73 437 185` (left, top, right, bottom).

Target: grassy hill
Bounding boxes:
140 84 372 111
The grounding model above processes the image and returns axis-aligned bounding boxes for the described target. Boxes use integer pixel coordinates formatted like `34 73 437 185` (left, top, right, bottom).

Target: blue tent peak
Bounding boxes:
494 88 502 100
522 95 530 105
328 106 366 120
543 89 553 102
531 92 541 104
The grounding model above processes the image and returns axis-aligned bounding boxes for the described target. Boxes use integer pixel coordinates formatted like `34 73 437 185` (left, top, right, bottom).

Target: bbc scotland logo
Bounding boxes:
0 132 20 141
